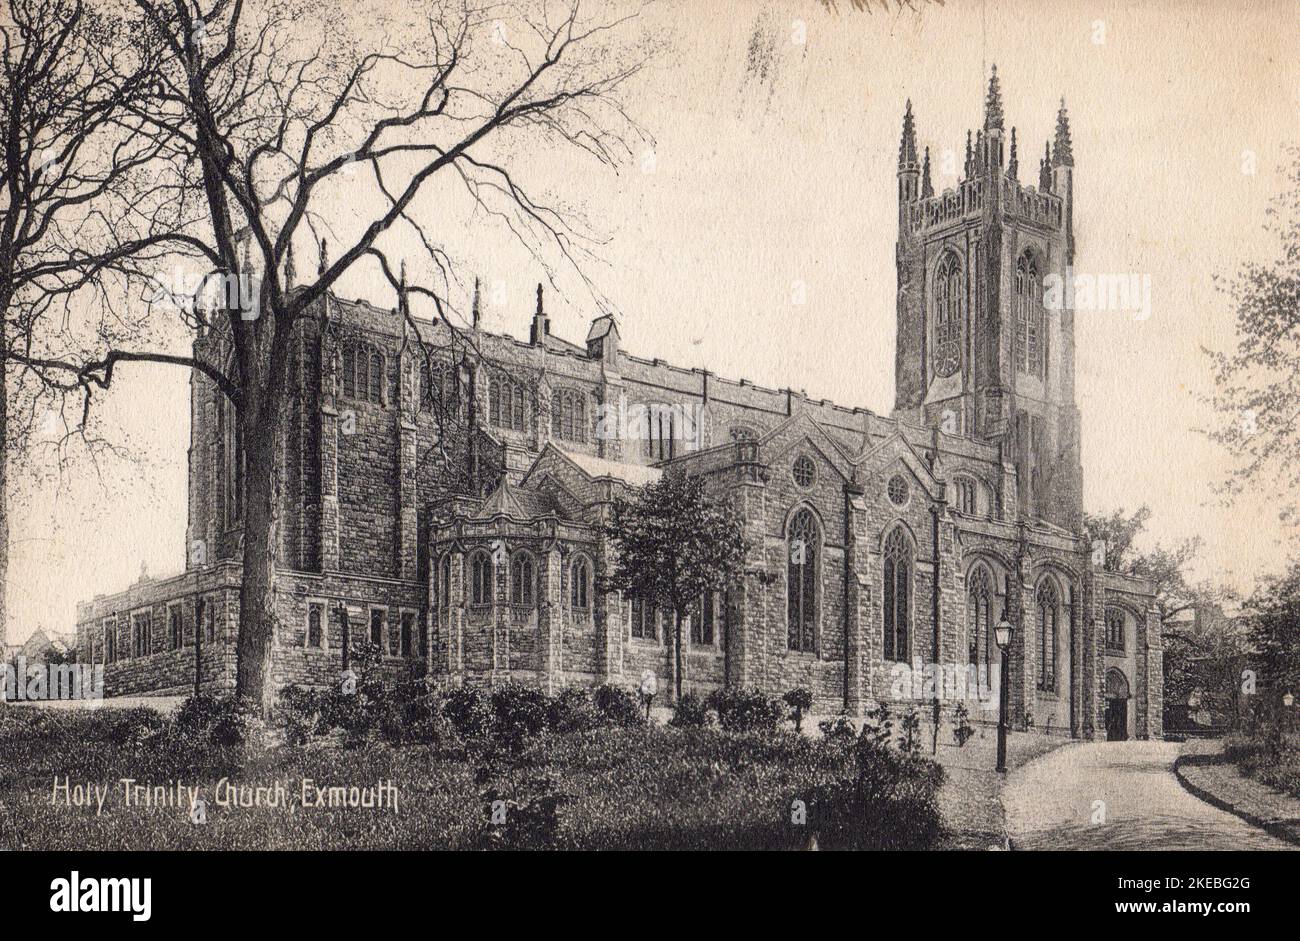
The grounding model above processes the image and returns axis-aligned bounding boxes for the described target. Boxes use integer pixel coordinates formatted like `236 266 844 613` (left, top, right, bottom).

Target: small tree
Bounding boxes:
604 468 748 700
784 687 814 733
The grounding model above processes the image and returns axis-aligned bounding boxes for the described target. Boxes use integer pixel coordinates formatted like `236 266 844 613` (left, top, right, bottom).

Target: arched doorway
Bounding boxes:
1105 668 1131 741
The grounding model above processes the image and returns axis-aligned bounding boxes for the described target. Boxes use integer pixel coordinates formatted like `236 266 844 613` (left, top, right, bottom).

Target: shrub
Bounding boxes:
490 683 551 749
898 707 921 755
862 701 893 748
591 684 644 728
669 693 713 729
818 715 857 739
548 687 602 734
952 702 975 748
707 687 785 733
479 771 570 850
805 735 946 849
107 707 167 750
275 686 323 745
443 685 494 741
784 687 815 733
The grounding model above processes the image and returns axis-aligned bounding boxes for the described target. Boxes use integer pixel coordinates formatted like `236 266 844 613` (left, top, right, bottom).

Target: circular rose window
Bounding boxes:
793 455 815 488
887 474 910 506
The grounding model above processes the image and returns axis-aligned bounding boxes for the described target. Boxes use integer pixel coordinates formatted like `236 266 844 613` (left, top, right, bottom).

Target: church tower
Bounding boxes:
892 68 1083 530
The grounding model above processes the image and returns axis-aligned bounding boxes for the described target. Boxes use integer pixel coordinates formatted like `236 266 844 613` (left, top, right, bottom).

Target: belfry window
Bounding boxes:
1015 254 1044 378
932 253 964 377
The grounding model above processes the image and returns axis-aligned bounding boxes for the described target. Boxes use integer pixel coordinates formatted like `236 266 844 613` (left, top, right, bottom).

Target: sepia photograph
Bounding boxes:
1 0 1297 922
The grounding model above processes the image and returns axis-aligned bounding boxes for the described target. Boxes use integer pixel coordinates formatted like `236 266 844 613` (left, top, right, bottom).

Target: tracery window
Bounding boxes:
551 389 589 444
511 552 536 607
932 253 964 377
342 340 385 405
488 375 528 431
470 552 493 607
786 509 819 652
883 528 911 662
1037 579 1060 692
967 566 993 668
1015 254 1044 378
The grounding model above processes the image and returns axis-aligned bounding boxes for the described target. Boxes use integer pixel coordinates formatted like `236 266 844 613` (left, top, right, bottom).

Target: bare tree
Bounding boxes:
32 0 648 712
0 0 211 653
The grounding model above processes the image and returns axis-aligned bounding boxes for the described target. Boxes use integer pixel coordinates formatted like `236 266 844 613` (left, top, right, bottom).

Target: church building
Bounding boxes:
75 69 1162 741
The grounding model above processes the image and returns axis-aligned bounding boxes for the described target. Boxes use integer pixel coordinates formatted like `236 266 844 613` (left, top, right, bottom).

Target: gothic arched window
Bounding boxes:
932 253 963 377
786 508 819 652
437 554 452 608
1015 254 1044 378
967 566 993 668
551 389 589 444
571 556 592 610
489 375 529 432
1105 608 1126 652
1037 578 1060 692
510 552 536 607
954 477 977 515
470 551 493 607
883 527 911 662
341 340 384 404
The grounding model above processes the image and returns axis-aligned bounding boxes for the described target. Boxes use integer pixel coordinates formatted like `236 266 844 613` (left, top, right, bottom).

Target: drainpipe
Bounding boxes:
931 505 942 753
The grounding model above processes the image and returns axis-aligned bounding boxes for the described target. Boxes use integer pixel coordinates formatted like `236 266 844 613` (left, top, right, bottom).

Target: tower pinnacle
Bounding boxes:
1053 98 1074 167
898 100 918 169
922 147 933 197
1008 127 1019 180
984 64 1004 131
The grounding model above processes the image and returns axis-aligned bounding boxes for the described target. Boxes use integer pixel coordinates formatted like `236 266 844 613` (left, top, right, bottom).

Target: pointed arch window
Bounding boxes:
551 389 589 444
883 528 911 662
1015 255 1044 378
341 340 385 404
510 552 536 607
967 566 993 668
489 375 529 431
470 552 493 607
786 509 819 652
1037 579 1060 692
1105 608 1126 652
932 253 964 377
571 556 592 610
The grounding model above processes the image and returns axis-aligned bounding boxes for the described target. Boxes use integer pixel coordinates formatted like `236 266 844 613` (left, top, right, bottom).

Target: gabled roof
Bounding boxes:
855 430 944 501
529 442 662 488
586 315 618 343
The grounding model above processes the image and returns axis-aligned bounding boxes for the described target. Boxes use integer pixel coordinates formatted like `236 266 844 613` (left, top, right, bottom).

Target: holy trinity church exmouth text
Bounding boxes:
76 70 1162 741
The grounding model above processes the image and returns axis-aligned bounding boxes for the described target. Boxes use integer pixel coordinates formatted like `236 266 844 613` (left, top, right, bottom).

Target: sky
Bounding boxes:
10 0 1300 642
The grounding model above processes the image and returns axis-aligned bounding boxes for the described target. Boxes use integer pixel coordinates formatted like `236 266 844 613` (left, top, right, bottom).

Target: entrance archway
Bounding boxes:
1105 668 1130 741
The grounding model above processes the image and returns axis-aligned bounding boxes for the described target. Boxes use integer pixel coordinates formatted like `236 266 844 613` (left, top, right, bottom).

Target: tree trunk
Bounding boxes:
234 392 284 716
0 306 8 668
674 609 684 701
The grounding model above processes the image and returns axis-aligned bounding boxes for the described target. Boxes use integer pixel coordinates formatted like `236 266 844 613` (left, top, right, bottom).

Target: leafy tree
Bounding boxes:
604 468 748 700
1241 562 1300 726
1084 505 1233 623
1205 145 1300 528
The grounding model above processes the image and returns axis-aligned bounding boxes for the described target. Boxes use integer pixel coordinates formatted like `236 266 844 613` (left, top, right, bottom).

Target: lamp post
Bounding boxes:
1285 692 1295 738
994 614 1014 773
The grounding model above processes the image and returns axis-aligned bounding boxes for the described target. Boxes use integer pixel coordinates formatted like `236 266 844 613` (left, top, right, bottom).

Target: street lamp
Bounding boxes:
994 614 1014 773
1285 692 1295 737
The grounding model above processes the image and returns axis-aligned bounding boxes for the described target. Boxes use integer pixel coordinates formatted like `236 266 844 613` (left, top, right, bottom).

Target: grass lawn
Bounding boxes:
1 704 891 850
